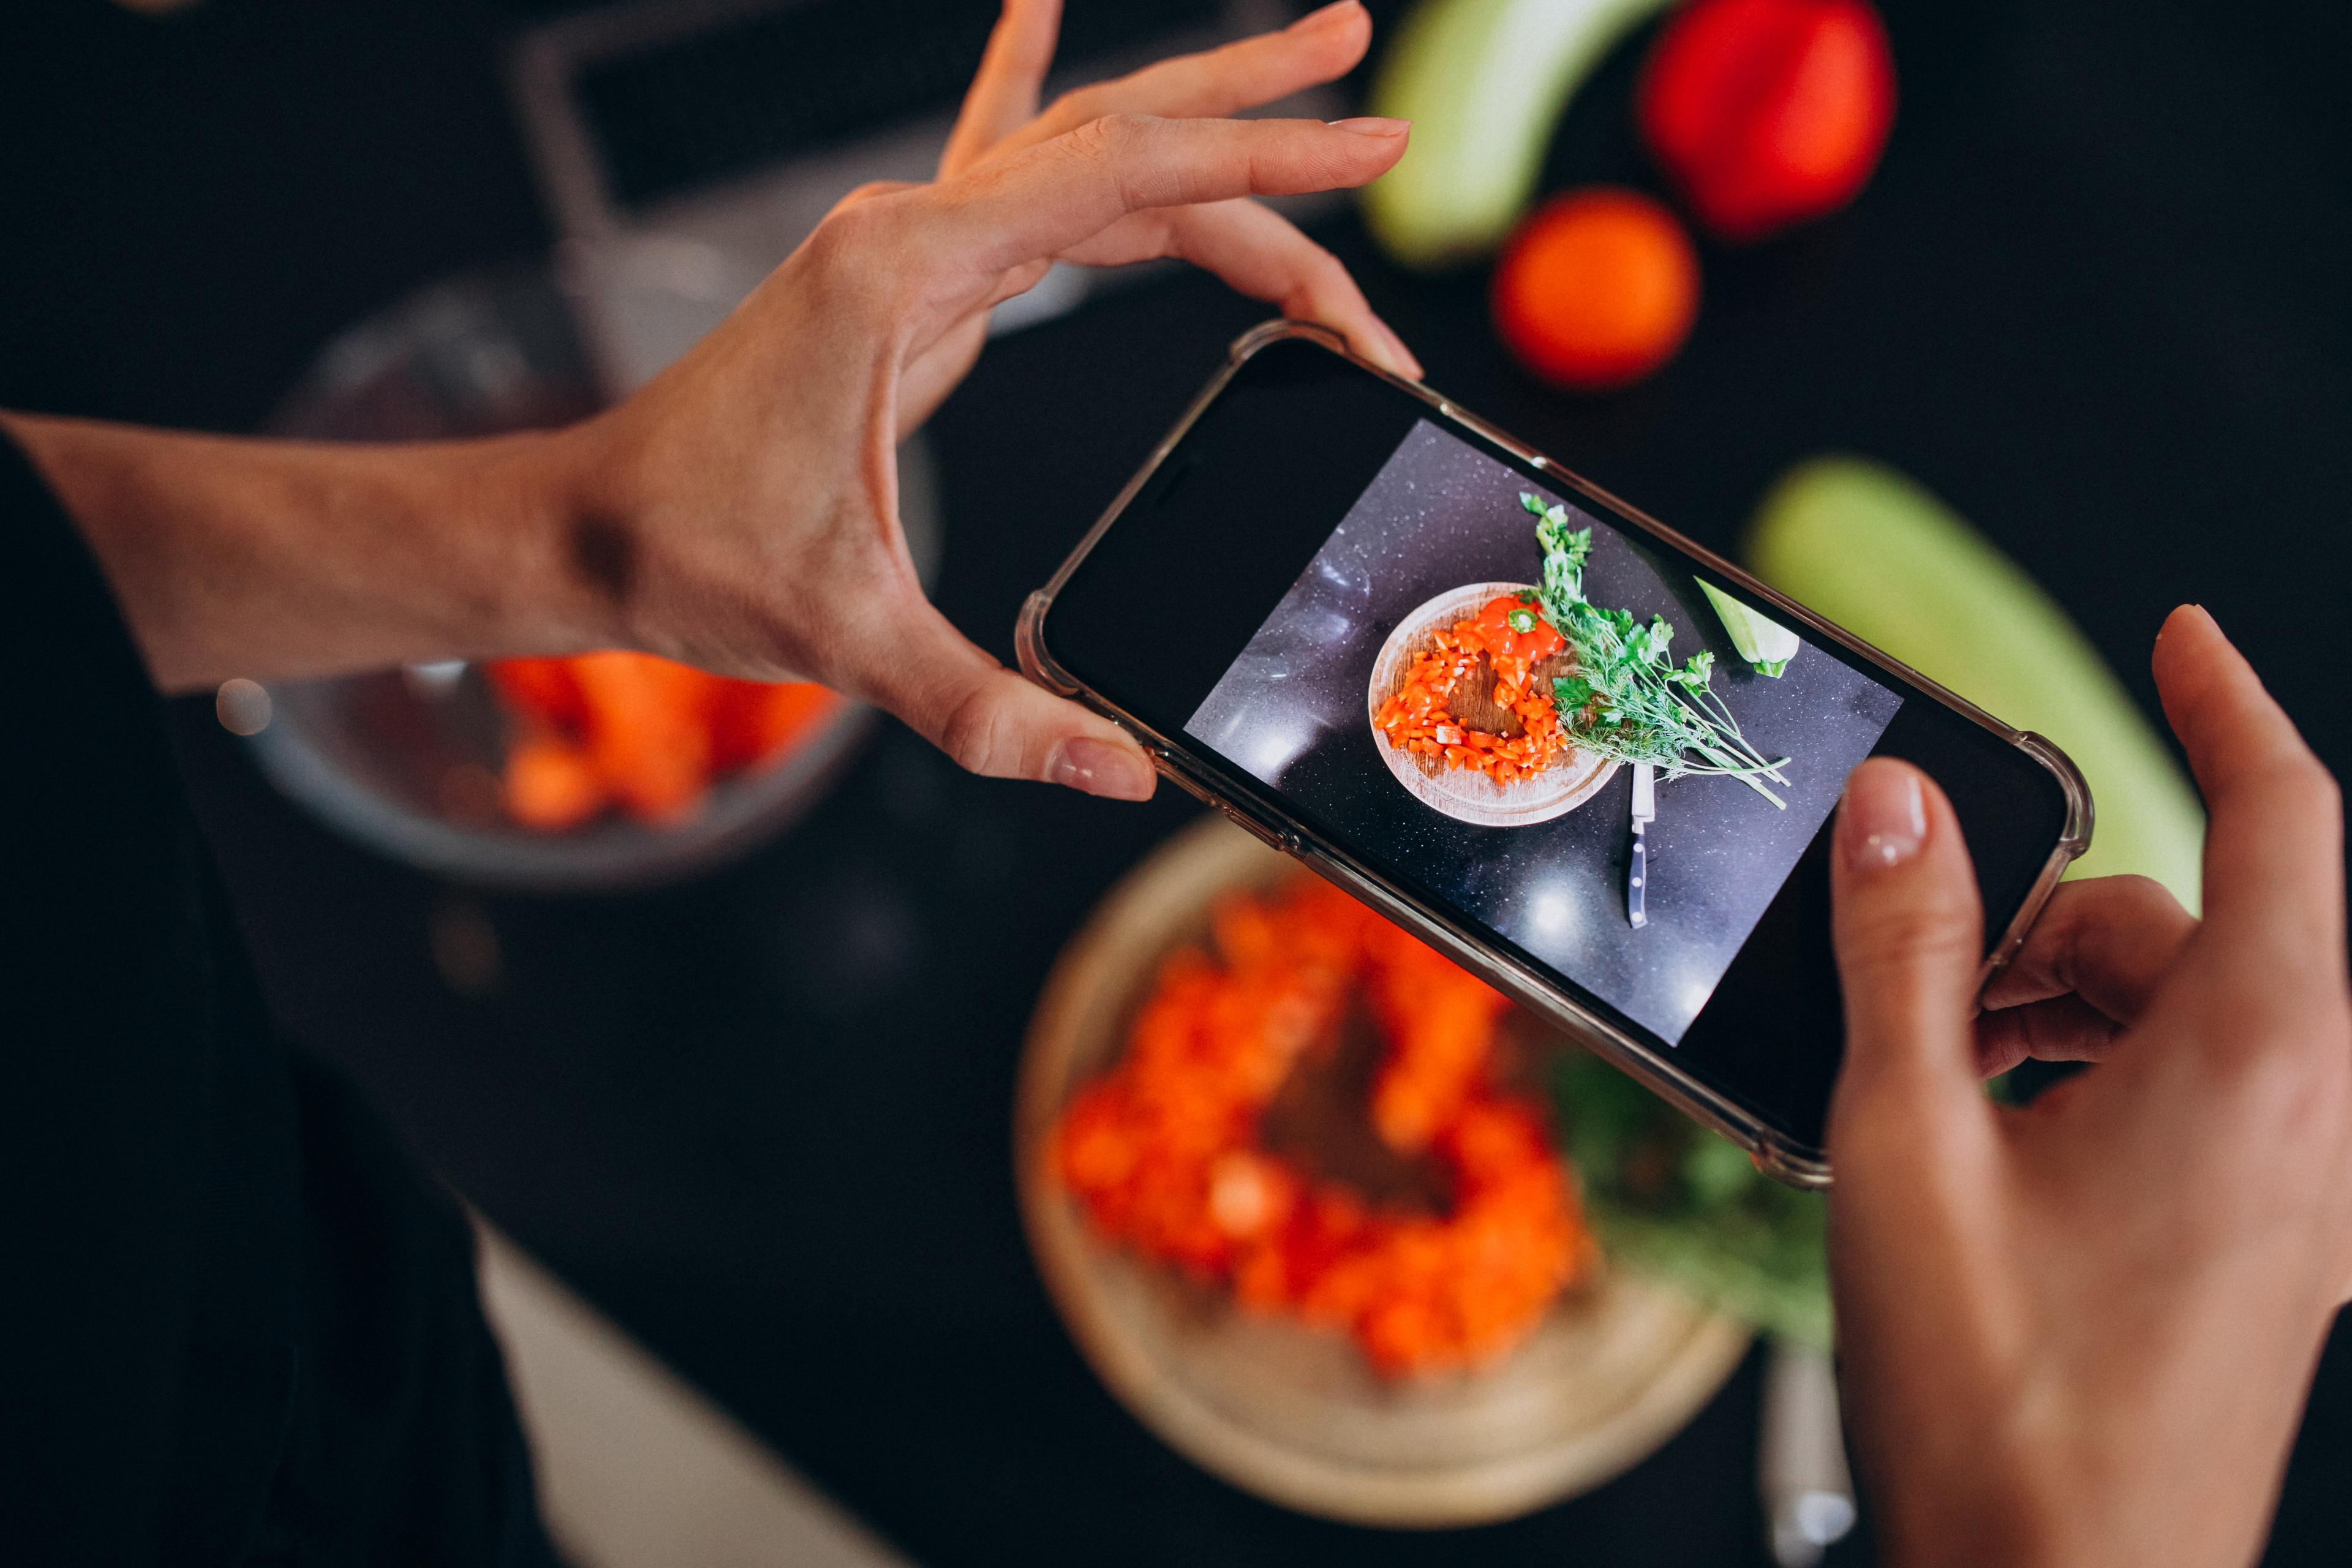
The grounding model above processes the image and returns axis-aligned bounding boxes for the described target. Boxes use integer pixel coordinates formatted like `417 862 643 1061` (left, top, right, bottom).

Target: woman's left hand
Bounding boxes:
6 1 1417 811
570 0 1417 799
894 0 1420 429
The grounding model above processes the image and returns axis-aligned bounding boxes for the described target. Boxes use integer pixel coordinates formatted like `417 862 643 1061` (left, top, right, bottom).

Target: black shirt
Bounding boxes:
0 434 556 1565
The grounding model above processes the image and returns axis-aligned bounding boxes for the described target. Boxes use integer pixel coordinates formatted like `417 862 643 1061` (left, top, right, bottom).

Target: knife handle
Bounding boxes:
1629 824 1648 929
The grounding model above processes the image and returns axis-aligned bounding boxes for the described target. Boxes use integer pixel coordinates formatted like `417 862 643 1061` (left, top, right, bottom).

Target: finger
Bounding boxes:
1054 199 1418 377
2154 604 2343 959
833 179 921 213
1975 994 2123 1077
1009 1 1371 155
1828 759 1992 1141
941 0 1063 178
893 258 1052 434
929 113 1409 275
1157 200 1420 378
894 313 986 437
855 600 1156 800
1980 874 2197 1020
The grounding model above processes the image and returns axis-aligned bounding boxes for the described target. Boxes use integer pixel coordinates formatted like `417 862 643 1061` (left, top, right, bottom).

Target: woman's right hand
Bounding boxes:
1824 606 2350 1566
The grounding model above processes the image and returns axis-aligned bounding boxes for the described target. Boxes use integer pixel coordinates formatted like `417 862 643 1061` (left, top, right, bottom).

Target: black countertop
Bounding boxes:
10 0 2351 1562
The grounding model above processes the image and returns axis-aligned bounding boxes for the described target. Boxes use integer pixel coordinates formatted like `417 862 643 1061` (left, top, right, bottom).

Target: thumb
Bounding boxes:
858 602 1158 801
1828 759 1991 1150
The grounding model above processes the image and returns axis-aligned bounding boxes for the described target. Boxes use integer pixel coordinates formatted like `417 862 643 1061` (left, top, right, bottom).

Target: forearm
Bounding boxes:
1 411 622 692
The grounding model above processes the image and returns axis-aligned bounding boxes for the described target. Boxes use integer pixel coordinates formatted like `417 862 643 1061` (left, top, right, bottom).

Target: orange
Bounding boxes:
1491 187 1701 389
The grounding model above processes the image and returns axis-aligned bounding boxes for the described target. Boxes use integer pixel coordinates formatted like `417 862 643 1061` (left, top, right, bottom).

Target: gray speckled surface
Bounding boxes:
1188 421 1902 1042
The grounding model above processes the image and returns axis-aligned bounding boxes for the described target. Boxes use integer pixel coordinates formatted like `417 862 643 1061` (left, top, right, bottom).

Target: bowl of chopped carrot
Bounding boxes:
1369 581 1619 827
243 268 937 888
1016 816 1750 1527
246 650 874 889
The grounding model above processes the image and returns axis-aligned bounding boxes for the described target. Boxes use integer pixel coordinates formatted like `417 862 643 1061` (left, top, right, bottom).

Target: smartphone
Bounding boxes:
1018 323 2089 1185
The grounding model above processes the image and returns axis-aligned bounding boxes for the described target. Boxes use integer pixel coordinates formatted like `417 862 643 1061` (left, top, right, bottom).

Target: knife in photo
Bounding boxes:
1629 762 1656 930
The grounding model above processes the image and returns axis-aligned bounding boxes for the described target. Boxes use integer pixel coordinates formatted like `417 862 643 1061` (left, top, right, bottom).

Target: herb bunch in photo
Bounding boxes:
1520 493 1792 807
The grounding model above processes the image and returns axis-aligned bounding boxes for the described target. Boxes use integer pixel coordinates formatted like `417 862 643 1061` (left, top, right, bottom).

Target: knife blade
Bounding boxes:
1629 762 1656 929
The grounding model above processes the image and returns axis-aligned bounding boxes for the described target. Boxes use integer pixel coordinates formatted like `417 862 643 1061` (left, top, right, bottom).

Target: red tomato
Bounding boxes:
1490 188 1701 389
1637 0 1896 243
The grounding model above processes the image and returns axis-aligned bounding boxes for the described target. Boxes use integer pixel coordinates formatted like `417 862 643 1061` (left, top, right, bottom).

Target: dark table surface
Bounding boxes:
9 0 2351 1562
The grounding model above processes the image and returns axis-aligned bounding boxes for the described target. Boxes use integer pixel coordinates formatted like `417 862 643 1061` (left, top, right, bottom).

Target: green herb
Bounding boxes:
1520 492 1793 808
1551 1050 1830 1347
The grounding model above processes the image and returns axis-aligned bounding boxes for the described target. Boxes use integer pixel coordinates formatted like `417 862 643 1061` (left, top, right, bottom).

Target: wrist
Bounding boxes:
478 418 644 658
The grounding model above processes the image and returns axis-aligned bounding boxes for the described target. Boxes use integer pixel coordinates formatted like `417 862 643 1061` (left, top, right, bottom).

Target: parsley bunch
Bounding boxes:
1520 493 1793 807
1551 1049 1830 1347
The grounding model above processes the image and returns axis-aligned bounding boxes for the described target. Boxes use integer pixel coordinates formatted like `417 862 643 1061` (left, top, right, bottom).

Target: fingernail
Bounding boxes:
1329 116 1409 137
1379 319 1423 379
1049 737 1156 801
1839 760 1927 872
1290 1 1362 32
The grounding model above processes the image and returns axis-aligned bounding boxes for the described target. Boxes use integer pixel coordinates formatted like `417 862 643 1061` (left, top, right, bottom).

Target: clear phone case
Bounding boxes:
1017 320 2093 1187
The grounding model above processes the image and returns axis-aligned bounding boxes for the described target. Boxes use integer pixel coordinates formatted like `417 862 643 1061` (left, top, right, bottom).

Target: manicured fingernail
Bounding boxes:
1049 737 1156 801
1379 319 1423 379
1329 116 1409 137
1839 760 1926 871
1290 1 1362 32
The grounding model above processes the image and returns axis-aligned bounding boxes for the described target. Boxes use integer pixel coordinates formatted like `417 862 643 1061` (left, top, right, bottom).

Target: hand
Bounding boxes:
904 0 1421 431
1824 606 2351 1567
566 0 1415 801
3 1 1414 806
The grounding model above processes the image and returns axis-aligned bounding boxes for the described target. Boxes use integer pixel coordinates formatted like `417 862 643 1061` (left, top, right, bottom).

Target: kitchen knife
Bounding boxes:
1629 762 1656 929
1760 1339 1856 1566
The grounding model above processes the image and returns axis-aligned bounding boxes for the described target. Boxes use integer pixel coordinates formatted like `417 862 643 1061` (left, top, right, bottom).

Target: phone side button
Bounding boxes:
1217 804 1296 856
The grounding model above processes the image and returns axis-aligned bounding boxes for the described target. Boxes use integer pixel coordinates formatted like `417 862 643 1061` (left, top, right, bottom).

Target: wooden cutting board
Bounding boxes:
1015 817 1750 1528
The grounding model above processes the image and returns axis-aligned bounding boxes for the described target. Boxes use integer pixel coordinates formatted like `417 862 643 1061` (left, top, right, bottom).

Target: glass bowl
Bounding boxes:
244 267 938 889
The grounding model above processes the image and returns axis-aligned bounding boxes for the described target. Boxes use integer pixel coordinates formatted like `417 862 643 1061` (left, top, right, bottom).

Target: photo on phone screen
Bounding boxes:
1183 419 1904 1046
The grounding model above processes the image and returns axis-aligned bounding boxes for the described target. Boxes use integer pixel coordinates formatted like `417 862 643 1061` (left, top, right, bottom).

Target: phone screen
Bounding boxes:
1186 413 1902 1049
1045 336 2070 1155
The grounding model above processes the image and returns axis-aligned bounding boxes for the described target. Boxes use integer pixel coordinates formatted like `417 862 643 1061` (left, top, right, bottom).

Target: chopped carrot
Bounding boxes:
1374 594 1573 785
1050 878 1588 1379
563 651 716 825
709 678 838 771
483 652 843 833
485 656 588 732
500 731 606 832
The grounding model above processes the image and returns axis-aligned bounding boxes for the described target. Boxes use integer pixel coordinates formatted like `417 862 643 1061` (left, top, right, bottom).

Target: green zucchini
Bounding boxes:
1746 458 2204 911
1363 0 1673 270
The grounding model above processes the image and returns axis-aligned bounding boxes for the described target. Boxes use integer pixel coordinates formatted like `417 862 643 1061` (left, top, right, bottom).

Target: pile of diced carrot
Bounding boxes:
484 652 837 832
1374 593 1570 785
1054 877 1589 1378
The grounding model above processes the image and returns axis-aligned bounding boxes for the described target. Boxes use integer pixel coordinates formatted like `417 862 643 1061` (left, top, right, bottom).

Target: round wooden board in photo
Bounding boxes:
1366 581 1619 829
1014 817 1752 1529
